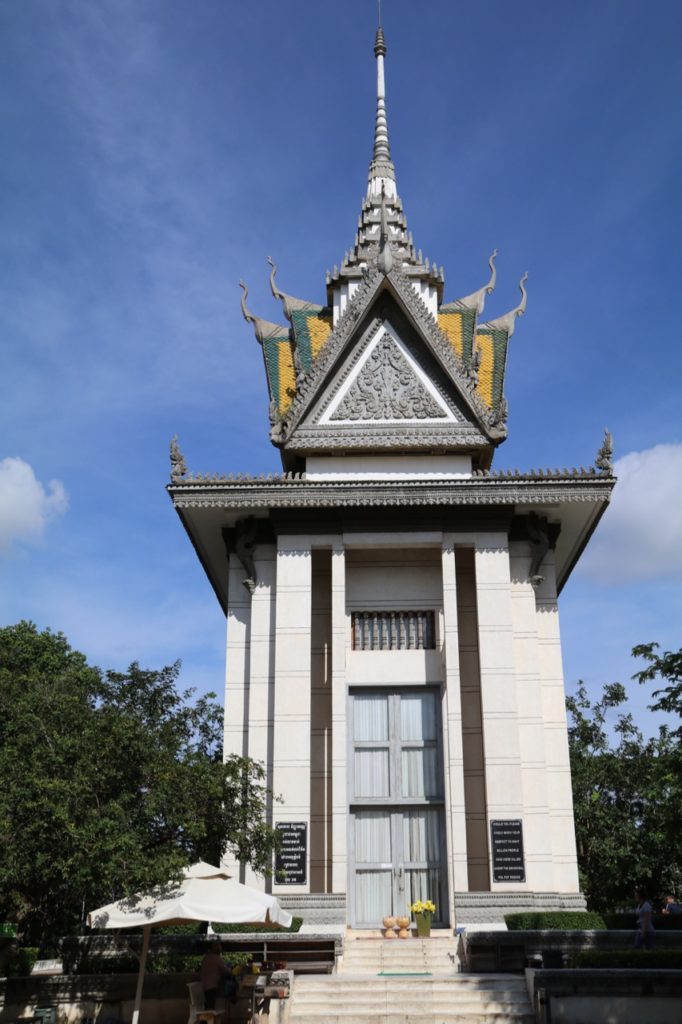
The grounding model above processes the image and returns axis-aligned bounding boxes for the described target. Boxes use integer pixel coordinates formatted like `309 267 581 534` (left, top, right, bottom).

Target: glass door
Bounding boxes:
349 689 446 927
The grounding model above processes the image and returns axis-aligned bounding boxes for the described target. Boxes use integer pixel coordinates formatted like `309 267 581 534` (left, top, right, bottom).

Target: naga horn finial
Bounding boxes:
266 255 283 301
486 249 498 294
239 280 255 324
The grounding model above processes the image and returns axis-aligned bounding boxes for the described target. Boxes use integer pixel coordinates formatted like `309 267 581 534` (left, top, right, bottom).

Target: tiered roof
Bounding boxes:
241 28 528 465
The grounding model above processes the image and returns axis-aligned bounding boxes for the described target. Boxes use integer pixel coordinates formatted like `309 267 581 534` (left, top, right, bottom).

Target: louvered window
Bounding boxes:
351 610 436 651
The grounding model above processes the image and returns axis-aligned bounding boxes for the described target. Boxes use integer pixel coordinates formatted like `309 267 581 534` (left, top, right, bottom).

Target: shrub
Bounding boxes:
6 947 40 976
211 917 303 934
603 913 682 930
504 912 606 931
570 949 682 969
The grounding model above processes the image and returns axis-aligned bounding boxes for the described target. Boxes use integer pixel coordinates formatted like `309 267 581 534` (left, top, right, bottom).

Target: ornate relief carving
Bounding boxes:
595 428 614 474
330 334 446 421
169 435 188 483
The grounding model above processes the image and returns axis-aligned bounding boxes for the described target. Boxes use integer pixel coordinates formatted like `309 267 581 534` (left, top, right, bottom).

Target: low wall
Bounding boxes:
460 930 682 972
0 973 194 1024
529 967 682 1024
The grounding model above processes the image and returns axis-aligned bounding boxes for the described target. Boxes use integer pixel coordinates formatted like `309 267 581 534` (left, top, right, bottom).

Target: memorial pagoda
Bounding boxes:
168 24 615 927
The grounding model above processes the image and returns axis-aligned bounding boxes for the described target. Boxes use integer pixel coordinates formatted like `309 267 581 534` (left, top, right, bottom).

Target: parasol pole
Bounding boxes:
131 924 152 1024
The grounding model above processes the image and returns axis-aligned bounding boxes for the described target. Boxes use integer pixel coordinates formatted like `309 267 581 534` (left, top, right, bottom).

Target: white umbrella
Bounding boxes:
88 862 292 1024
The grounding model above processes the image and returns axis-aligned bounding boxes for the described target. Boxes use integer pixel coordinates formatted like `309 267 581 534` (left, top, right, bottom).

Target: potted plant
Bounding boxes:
410 900 436 938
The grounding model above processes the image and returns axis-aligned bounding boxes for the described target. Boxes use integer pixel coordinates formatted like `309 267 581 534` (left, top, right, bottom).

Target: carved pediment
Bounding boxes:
326 330 453 423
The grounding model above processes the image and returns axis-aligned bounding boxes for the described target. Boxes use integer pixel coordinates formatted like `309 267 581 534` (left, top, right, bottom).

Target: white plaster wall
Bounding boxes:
222 554 251 878
306 454 472 480
534 553 581 892
243 545 276 889
509 540 555 892
474 535 526 892
271 537 313 895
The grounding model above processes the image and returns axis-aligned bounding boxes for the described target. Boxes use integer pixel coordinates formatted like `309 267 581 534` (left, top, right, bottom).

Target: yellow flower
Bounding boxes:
409 899 436 915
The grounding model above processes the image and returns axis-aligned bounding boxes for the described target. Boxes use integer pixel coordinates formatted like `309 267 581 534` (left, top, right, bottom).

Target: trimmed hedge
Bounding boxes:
68 951 253 976
504 912 606 931
603 913 682 931
211 917 303 934
570 949 682 969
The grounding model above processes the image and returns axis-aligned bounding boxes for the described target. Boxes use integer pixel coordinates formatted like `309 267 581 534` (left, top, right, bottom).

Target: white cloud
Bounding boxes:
0 457 68 553
579 442 682 583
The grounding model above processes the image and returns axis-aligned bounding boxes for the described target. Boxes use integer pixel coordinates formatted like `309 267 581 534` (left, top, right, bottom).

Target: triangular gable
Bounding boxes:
319 324 458 424
278 265 503 450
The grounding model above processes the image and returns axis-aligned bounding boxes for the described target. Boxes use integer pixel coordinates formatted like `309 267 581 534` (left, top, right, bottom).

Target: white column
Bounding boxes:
330 544 347 895
441 539 468 920
509 542 554 891
271 537 312 894
474 535 525 888
535 554 581 891
243 545 276 889
222 553 251 877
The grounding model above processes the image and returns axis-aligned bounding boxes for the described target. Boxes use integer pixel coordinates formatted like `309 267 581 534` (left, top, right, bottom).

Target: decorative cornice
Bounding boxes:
283 423 489 451
168 473 615 511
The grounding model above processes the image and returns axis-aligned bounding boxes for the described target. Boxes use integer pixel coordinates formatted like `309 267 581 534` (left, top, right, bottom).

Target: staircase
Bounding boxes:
340 936 460 976
287 937 535 1024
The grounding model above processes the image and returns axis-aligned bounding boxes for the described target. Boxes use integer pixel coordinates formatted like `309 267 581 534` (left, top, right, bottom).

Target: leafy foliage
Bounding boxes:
0 622 278 949
567 644 682 912
504 912 605 931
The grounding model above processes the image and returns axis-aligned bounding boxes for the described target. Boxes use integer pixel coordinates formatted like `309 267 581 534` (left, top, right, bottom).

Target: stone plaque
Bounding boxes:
275 822 307 885
490 819 525 883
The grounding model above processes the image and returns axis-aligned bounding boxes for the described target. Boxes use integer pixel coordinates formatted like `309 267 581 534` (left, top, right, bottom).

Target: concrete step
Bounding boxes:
284 1011 532 1019
294 976 528 992
288 972 534 1024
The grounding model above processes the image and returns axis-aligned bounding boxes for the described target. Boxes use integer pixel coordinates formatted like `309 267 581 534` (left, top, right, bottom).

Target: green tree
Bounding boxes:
567 645 682 912
0 621 278 948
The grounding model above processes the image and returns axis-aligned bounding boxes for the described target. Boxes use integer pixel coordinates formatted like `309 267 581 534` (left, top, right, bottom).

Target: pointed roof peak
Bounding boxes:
368 20 395 199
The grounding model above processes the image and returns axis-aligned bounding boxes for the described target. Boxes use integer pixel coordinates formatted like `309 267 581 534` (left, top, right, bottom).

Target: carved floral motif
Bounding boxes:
331 334 446 421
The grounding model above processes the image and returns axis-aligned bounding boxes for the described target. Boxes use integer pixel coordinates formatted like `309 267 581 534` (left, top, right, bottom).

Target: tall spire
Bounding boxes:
368 17 396 199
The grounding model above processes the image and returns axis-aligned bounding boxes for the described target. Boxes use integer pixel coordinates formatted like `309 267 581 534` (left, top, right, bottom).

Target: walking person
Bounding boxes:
634 889 654 950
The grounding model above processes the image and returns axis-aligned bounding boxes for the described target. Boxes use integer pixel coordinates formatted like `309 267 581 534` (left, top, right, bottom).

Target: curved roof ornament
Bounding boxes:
487 271 528 337
239 280 289 344
455 249 499 314
267 255 284 302
239 280 255 325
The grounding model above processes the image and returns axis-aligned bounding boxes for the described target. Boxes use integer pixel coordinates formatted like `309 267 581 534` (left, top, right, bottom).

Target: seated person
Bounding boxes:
662 895 682 914
200 941 229 1009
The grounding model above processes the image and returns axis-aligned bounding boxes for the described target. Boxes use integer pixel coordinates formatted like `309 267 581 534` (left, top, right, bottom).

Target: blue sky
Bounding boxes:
2 0 681 735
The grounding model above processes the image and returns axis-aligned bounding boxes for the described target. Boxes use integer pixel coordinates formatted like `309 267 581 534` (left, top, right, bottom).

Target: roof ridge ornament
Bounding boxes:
595 428 614 474
169 435 188 484
239 280 288 343
485 271 528 337
267 255 284 303
454 249 499 314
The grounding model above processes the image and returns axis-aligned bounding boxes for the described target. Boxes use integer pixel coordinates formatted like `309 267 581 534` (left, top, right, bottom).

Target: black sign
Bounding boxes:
490 819 525 883
275 822 307 885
